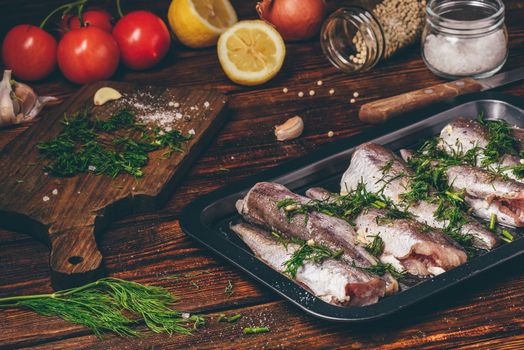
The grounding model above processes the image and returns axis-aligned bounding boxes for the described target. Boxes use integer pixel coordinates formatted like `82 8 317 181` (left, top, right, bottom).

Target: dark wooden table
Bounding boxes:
1 1 523 349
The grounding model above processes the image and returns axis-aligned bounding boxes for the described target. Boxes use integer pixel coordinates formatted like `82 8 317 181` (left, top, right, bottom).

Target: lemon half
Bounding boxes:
217 20 286 86
168 0 238 48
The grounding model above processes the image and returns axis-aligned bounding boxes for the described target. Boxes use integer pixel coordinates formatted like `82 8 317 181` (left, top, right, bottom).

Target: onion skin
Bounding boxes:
256 0 327 41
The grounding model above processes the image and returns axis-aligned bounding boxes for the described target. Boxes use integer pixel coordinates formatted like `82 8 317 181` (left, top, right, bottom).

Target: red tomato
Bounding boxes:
1 25 57 81
57 26 119 84
60 9 113 36
112 11 171 70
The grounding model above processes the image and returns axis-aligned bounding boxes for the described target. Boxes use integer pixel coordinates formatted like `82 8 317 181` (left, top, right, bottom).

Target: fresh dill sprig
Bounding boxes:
477 113 519 169
510 163 524 179
243 326 269 334
95 109 136 131
489 213 497 231
500 229 514 243
277 183 408 223
217 313 242 323
283 241 343 279
401 138 481 254
363 262 405 280
365 235 384 257
224 280 234 297
0 277 204 337
380 159 394 174
37 108 192 178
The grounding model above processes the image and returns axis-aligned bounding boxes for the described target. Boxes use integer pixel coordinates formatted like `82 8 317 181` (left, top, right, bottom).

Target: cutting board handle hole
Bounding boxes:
68 256 84 265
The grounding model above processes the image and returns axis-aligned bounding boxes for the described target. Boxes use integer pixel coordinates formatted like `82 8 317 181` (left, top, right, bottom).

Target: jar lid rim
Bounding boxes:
426 0 505 26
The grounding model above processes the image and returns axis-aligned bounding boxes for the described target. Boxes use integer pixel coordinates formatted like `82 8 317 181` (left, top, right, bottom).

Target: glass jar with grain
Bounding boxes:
320 0 426 74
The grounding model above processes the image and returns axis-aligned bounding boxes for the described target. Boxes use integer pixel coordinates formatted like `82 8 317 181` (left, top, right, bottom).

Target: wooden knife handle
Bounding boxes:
359 78 484 124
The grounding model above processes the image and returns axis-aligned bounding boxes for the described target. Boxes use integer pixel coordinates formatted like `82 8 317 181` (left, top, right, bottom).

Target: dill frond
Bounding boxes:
0 278 204 337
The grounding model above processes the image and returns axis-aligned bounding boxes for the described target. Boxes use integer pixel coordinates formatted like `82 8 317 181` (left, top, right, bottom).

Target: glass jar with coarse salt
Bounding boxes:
320 0 426 74
421 0 508 79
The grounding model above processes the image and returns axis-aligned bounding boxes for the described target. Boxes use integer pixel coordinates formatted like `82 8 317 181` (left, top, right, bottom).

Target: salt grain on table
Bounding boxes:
43 196 50 202
52 189 58 195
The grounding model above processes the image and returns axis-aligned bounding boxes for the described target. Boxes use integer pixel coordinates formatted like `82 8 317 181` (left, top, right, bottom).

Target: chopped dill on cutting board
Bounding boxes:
37 108 192 178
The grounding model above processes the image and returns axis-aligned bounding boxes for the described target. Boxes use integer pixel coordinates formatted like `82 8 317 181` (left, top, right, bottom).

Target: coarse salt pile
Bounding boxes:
423 29 507 77
123 91 210 132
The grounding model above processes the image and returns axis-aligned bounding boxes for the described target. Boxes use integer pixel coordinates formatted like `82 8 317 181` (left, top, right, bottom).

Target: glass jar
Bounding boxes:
320 0 426 74
421 0 508 79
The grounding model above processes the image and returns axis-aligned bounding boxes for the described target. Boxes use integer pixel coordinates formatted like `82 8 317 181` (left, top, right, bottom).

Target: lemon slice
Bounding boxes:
217 20 286 86
168 0 237 48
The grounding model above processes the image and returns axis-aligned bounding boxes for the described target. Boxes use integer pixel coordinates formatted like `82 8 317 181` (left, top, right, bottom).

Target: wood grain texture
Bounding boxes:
0 81 227 283
0 0 523 348
359 78 484 123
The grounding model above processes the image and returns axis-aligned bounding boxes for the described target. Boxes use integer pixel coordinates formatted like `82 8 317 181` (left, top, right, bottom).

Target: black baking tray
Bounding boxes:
180 92 524 322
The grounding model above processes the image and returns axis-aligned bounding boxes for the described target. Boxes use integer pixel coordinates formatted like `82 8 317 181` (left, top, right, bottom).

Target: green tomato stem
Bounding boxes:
40 0 88 29
77 2 85 27
116 0 124 18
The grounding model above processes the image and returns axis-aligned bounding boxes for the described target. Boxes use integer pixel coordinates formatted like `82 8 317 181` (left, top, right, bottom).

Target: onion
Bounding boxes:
256 0 327 41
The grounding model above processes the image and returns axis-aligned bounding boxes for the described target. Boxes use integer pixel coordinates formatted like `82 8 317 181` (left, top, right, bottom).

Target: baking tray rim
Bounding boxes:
180 92 524 322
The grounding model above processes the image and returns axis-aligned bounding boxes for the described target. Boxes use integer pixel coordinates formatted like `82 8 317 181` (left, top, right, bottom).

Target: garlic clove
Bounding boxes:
24 96 58 120
94 87 122 106
13 81 38 116
0 70 18 127
275 115 304 141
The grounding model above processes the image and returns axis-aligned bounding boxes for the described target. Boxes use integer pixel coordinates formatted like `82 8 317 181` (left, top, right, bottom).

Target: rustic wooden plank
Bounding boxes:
0 0 524 348
0 219 523 349
11 258 524 349
0 220 276 348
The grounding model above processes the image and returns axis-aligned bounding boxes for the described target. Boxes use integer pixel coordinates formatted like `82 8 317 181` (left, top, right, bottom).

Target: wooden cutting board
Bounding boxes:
0 81 228 287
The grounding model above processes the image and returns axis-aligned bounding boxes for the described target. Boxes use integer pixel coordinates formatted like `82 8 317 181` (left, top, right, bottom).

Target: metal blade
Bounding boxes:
478 66 524 90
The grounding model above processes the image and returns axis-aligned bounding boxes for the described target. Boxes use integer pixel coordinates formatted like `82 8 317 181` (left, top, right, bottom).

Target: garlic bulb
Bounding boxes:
0 70 18 127
0 69 57 128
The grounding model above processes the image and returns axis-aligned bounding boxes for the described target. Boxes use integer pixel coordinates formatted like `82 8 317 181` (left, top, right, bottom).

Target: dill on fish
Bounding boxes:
362 262 405 280
400 138 481 255
365 235 384 257
37 108 192 178
477 113 520 170
500 229 514 243
277 182 408 224
283 241 343 278
0 277 205 337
